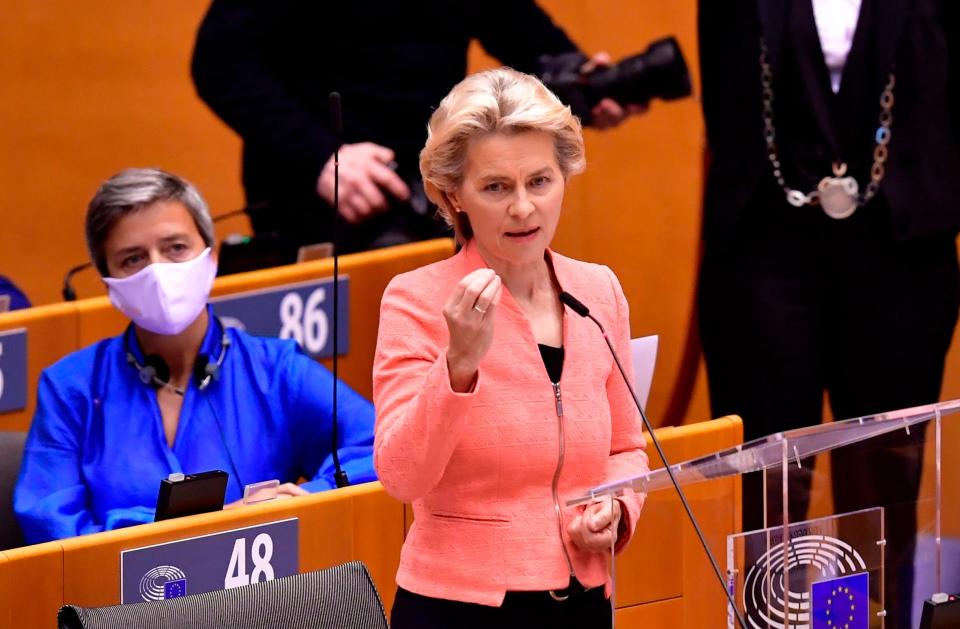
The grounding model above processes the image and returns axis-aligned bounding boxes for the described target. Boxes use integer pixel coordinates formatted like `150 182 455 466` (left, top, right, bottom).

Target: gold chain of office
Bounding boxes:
759 37 895 219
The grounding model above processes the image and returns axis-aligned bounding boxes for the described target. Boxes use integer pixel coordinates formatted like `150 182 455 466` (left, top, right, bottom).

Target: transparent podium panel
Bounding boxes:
727 508 884 628
763 411 944 627
915 406 960 627
568 399 960 628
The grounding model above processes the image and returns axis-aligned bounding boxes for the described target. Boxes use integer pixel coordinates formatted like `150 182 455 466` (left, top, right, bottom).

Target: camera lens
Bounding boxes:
538 36 691 125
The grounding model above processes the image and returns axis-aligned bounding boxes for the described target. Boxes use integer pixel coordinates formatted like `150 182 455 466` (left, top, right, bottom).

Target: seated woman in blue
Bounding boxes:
15 168 376 544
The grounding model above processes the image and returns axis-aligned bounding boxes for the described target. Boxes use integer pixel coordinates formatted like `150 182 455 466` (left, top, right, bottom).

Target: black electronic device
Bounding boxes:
538 36 692 126
154 470 228 522
217 233 298 276
920 592 960 628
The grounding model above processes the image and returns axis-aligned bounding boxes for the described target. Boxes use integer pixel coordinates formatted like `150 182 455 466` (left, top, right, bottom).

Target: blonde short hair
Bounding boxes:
419 67 586 243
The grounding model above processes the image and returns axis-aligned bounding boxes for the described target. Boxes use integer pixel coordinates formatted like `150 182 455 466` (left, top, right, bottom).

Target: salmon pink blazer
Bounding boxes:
373 241 648 606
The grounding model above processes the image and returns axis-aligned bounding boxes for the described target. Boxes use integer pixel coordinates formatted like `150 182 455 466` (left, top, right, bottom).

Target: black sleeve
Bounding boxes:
945 0 960 151
191 0 335 189
697 0 726 149
697 0 763 160
471 0 580 74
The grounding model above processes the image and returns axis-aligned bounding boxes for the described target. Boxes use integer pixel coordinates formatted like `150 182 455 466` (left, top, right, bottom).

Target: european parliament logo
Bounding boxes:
810 572 869 629
139 565 188 602
740 533 870 628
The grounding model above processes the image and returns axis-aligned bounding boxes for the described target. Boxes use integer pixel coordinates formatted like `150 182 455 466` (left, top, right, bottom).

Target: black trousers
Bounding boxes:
699 185 960 627
390 585 612 629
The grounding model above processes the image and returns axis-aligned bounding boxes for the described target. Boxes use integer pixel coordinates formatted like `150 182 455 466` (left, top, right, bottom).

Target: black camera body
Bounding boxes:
538 36 692 125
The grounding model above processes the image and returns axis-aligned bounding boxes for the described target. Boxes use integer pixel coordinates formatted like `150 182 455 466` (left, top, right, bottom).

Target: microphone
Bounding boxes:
558 290 748 629
62 262 94 302
559 292 590 318
211 207 253 223
329 92 343 136
329 91 349 488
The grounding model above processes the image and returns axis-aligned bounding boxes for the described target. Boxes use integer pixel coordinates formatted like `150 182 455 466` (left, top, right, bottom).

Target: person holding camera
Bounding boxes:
372 68 648 628
14 168 377 544
191 0 640 256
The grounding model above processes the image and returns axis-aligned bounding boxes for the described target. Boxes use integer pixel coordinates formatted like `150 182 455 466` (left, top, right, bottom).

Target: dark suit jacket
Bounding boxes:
698 0 960 249
191 0 578 213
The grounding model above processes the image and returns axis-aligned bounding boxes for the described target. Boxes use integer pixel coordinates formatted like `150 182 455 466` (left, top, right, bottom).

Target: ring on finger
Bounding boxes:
473 304 486 315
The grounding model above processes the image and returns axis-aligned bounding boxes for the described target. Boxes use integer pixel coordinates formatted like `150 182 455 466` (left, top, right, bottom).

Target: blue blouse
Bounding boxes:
14 313 376 544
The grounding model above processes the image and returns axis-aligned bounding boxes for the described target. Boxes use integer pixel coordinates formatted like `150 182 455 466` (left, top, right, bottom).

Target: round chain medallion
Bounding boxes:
817 176 859 219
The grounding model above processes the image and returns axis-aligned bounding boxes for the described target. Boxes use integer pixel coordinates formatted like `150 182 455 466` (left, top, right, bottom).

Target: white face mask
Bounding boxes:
103 248 217 335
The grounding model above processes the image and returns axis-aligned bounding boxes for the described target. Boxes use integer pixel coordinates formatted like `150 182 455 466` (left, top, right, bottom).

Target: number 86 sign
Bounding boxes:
211 278 349 358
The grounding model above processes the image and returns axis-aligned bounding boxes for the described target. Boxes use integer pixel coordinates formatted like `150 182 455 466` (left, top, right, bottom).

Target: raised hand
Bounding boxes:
443 268 503 392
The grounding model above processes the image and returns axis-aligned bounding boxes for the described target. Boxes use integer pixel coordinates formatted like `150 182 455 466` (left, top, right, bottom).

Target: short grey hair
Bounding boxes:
419 67 586 244
85 168 215 276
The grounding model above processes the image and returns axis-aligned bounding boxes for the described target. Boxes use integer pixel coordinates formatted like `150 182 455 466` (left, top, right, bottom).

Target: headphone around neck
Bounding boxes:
124 318 232 396
123 317 245 491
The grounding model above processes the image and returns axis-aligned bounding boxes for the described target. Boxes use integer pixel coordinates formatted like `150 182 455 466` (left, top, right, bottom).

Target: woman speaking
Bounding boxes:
373 68 649 627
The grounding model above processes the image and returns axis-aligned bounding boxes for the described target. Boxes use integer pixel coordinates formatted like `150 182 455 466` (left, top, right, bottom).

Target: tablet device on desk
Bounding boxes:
155 470 229 522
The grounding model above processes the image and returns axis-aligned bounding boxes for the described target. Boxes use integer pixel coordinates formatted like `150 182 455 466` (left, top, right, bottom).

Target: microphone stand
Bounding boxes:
62 262 93 302
559 291 748 629
329 92 349 488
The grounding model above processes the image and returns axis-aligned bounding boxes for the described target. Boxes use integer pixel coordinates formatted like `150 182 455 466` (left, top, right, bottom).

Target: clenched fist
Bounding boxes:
444 268 503 392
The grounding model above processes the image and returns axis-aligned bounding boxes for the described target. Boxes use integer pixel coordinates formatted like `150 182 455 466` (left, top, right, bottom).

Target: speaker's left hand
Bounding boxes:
568 498 622 553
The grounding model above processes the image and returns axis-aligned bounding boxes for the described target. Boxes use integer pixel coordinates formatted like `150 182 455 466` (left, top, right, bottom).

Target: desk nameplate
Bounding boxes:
120 518 299 604
0 328 27 413
212 277 349 359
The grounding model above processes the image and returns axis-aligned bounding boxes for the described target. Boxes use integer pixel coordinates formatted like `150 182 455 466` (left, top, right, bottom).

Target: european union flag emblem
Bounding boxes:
163 579 187 599
811 572 869 629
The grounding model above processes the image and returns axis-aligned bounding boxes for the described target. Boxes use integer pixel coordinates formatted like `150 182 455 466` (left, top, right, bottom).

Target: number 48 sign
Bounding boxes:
121 519 298 603
225 532 275 588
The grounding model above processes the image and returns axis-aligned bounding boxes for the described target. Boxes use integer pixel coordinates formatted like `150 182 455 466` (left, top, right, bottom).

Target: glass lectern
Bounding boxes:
569 400 960 628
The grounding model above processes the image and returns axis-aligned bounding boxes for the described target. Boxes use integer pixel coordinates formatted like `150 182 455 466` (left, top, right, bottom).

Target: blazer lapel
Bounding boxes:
756 0 788 75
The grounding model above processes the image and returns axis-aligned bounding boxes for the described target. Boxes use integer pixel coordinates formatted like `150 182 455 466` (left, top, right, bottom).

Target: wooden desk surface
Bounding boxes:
56 482 403 612
0 415 741 629
2 540 64 629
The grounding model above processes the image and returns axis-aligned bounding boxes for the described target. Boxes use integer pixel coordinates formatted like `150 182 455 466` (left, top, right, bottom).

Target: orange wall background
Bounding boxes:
0 2 247 306
3 0 960 434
